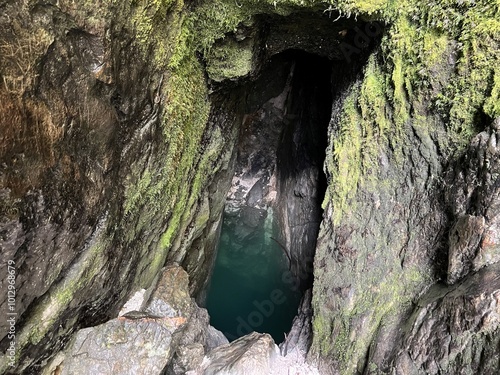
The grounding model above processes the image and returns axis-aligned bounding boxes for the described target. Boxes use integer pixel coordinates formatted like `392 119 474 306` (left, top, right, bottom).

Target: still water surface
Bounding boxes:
206 210 302 343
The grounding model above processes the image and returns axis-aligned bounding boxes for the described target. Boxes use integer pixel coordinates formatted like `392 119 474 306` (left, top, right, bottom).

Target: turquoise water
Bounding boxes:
206 210 302 343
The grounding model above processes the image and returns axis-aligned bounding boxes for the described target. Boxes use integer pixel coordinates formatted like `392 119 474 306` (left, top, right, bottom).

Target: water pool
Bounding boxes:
206 210 302 343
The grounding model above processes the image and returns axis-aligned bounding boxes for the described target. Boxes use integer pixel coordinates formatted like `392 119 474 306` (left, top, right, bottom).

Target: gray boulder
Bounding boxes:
200 332 278 375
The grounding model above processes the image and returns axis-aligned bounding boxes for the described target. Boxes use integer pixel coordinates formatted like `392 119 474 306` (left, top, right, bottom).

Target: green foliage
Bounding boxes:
484 67 500 118
402 0 500 136
312 313 334 355
327 0 388 16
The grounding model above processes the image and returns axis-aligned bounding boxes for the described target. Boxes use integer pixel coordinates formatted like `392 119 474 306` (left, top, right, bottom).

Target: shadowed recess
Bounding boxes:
206 50 337 343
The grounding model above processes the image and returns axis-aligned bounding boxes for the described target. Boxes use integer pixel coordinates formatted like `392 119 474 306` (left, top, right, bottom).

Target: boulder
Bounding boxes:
145 264 194 319
61 316 180 375
200 332 278 375
60 265 200 374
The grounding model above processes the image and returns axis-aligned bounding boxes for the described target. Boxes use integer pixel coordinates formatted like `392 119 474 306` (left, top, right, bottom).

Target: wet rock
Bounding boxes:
0 1 238 371
246 178 265 207
447 215 486 284
274 54 332 287
279 289 312 356
200 332 278 375
393 262 500 375
240 206 267 229
206 23 258 82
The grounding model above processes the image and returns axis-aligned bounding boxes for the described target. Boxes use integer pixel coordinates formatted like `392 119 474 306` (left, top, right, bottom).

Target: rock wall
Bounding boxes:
273 52 331 286
309 2 500 372
0 1 239 372
0 0 499 374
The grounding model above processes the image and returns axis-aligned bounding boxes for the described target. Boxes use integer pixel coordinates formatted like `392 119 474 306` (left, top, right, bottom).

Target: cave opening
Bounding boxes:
206 50 331 343
205 14 381 343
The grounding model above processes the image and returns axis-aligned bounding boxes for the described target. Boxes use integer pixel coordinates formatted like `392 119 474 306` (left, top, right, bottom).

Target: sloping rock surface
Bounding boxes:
60 265 227 375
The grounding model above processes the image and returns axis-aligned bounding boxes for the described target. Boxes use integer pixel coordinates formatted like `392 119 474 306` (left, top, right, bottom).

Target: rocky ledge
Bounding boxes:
42 265 318 375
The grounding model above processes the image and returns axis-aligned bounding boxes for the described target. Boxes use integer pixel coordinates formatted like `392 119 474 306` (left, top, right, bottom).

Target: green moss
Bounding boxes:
124 170 152 216
312 263 428 374
326 89 361 220
484 67 500 118
390 54 410 129
359 57 390 139
206 37 255 81
339 0 388 16
9 235 109 363
129 0 185 65
312 313 334 355
422 30 449 69
324 56 393 223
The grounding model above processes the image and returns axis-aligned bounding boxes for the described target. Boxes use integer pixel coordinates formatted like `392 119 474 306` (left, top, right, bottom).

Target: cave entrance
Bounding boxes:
205 11 381 343
206 49 334 343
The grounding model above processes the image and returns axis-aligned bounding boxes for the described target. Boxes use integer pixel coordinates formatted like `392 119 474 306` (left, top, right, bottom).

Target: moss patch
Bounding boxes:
206 37 255 82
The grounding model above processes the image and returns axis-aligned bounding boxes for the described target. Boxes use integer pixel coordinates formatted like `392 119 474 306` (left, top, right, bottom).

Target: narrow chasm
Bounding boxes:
206 50 334 343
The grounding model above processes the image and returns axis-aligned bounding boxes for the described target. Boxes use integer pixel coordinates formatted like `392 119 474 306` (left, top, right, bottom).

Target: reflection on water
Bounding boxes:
206 209 302 343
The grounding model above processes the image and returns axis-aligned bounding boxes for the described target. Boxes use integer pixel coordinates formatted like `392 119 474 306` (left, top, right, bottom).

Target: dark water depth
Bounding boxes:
206 210 302 343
